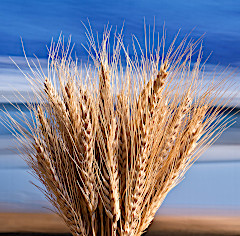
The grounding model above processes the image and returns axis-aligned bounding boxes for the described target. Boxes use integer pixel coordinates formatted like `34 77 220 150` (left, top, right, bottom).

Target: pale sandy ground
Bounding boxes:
1 213 240 235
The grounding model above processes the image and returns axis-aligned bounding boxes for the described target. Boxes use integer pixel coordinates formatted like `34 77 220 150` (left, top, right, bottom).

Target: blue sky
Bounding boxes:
0 0 240 66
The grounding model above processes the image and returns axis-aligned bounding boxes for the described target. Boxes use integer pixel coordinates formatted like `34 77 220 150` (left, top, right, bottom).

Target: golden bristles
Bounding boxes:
3 26 236 236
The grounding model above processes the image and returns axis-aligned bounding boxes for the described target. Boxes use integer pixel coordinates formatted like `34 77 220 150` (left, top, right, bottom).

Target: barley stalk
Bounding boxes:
3 25 235 236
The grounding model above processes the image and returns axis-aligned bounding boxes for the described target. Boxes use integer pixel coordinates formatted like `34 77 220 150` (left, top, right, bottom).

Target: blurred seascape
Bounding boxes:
0 0 240 231
0 103 240 215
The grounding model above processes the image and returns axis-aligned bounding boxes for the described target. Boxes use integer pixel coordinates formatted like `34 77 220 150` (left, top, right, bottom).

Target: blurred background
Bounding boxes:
0 0 240 235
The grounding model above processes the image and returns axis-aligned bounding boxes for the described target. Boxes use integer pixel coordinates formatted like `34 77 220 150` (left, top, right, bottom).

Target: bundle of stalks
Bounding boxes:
2 25 236 236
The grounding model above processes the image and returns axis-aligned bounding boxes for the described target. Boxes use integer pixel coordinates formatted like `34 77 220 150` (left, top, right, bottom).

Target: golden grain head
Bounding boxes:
3 25 236 236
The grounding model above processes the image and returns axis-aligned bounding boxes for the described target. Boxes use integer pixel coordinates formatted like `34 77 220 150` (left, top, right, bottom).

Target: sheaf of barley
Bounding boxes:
2 25 236 236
